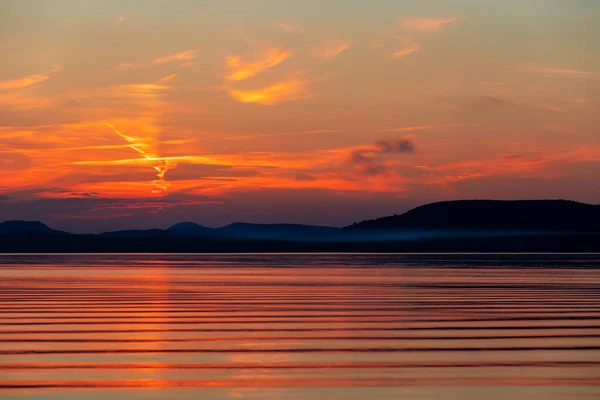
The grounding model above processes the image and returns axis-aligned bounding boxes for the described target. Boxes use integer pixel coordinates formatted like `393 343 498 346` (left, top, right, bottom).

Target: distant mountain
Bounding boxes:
100 229 171 238
216 223 341 241
0 220 65 235
347 200 600 232
101 222 341 241
166 222 214 237
2 199 599 253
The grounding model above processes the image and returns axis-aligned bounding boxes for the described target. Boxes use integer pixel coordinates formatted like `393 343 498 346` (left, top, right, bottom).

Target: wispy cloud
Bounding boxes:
401 16 466 32
115 16 124 27
116 63 136 70
314 41 350 60
378 125 437 133
524 65 596 78
152 50 198 64
391 38 421 58
225 47 291 81
0 65 62 91
224 129 340 141
228 75 314 105
159 74 178 82
274 22 302 33
416 147 600 185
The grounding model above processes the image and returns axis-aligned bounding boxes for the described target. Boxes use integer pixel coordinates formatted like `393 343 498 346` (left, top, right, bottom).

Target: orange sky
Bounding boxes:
0 1 599 232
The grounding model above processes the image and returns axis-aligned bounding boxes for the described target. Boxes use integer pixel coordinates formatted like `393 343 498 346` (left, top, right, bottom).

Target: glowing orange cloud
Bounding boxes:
225 47 291 81
402 16 466 32
224 129 340 141
314 41 350 60
524 65 596 78
228 75 314 105
274 22 301 33
152 50 197 64
115 16 124 26
159 74 178 82
116 62 136 70
416 147 600 185
378 125 437 133
0 65 62 91
392 40 421 58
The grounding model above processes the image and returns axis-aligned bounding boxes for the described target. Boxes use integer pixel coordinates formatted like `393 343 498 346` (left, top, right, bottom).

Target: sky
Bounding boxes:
0 0 599 233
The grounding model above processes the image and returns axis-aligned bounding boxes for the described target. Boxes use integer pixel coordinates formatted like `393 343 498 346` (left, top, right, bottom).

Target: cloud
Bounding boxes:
524 65 596 78
274 22 302 33
469 95 511 111
348 138 416 175
228 75 314 105
0 65 62 91
152 50 197 64
116 63 136 70
159 74 178 82
115 16 124 26
225 47 291 81
224 129 340 141
314 41 350 60
401 16 466 32
391 39 421 58
0 151 31 170
378 125 437 133
415 146 600 185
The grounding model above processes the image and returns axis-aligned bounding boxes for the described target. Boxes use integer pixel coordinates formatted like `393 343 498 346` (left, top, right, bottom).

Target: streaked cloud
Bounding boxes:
314 41 350 60
524 65 596 78
416 147 600 185
391 39 421 58
274 22 302 33
225 47 291 81
228 75 314 105
0 65 62 91
159 74 178 82
378 125 437 133
401 16 466 32
224 129 340 141
152 50 198 64
115 16 124 26
116 63 136 70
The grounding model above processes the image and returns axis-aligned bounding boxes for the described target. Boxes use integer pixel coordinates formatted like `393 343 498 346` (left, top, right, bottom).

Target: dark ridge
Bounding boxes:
166 222 214 237
347 200 600 232
216 223 341 241
0 220 66 235
99 229 172 238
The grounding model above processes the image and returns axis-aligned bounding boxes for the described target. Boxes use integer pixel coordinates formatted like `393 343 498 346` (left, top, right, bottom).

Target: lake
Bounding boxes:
0 254 599 399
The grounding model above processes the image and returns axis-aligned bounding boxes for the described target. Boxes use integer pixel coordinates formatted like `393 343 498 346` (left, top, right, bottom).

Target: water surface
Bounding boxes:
1 254 599 399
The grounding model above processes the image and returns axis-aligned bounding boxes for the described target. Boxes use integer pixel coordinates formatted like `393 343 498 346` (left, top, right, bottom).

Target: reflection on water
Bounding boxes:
0 254 599 400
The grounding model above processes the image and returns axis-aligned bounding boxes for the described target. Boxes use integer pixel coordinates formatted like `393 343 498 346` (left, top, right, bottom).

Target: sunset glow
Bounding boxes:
0 0 598 232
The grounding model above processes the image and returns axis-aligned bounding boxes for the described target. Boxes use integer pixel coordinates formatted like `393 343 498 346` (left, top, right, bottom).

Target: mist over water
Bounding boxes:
1 254 599 400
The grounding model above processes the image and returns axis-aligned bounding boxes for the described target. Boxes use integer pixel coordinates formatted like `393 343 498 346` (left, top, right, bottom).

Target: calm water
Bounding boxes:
0 254 599 400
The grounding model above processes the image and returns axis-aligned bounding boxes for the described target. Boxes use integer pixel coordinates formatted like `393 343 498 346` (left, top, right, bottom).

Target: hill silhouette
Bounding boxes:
347 200 600 232
0 220 67 235
1 200 599 252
